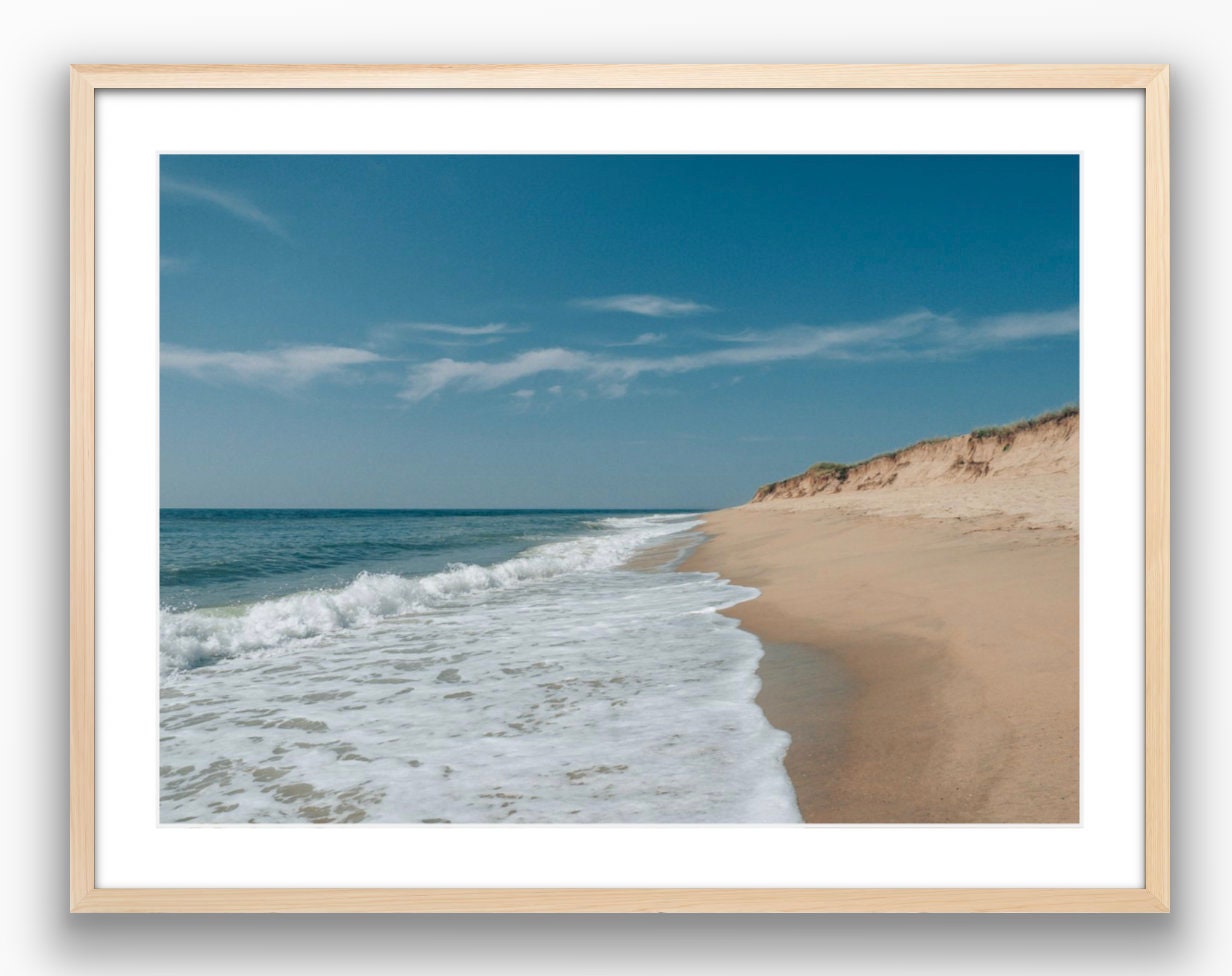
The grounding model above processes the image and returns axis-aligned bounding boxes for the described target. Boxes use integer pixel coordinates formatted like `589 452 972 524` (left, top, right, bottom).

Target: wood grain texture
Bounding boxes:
67 62 1170 914
1143 66 1171 912
68 64 96 912
69 63 1164 89
71 887 1167 914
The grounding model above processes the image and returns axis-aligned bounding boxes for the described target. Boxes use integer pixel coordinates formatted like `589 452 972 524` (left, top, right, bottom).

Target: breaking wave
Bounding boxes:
160 514 700 673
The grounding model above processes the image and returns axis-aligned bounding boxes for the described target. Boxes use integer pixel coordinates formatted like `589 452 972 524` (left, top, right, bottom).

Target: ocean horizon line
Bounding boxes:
159 505 713 513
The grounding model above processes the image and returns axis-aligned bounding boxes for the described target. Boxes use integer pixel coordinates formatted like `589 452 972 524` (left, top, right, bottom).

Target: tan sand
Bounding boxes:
681 414 1079 823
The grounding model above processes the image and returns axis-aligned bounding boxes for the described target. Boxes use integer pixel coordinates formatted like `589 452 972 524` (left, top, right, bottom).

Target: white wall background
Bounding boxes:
1 1 1223 972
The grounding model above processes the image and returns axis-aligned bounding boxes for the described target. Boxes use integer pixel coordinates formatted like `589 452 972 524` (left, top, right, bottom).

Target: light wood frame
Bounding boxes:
69 63 1170 913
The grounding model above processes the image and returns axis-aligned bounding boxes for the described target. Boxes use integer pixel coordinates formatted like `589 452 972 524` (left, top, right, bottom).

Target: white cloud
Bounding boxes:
512 389 536 399
574 294 714 317
606 331 667 347
401 348 592 400
160 256 192 274
161 177 287 239
965 309 1080 344
399 308 1076 401
393 322 514 337
161 344 383 390
368 322 524 348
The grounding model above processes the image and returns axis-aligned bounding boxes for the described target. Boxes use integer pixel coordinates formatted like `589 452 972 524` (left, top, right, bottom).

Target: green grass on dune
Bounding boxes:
969 403 1078 439
758 405 1079 494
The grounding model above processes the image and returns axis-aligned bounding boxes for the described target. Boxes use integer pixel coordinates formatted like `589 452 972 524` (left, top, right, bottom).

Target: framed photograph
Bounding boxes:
69 64 1170 913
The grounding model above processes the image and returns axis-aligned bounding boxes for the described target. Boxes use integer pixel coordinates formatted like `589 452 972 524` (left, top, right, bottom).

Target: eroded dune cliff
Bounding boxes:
749 407 1079 531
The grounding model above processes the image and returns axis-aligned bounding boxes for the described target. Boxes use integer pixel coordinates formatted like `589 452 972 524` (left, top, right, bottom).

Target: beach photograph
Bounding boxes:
159 153 1079 825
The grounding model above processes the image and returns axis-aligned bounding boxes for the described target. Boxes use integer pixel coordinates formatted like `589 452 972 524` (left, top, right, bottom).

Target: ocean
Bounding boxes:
159 509 800 824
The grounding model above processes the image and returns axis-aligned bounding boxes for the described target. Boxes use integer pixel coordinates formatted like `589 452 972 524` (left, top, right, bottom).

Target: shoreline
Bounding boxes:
680 506 1079 823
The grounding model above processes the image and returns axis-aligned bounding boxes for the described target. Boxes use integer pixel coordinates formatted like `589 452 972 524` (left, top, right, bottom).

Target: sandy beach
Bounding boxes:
682 413 1079 822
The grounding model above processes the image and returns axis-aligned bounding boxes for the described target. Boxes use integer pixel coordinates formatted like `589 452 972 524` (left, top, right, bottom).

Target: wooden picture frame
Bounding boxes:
69 63 1170 913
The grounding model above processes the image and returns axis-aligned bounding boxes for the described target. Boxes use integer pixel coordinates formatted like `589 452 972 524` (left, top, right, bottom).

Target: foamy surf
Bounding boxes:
159 512 800 824
160 514 703 673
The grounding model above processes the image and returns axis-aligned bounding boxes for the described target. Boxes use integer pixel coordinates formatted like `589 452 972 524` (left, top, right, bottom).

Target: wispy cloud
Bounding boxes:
159 255 193 274
161 177 287 239
401 348 593 401
394 323 514 337
399 308 1076 402
368 322 525 348
963 310 1080 343
161 344 382 391
574 294 714 317
607 332 667 347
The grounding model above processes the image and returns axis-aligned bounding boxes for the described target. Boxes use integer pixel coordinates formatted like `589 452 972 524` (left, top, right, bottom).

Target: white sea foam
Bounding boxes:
159 515 801 824
160 514 701 673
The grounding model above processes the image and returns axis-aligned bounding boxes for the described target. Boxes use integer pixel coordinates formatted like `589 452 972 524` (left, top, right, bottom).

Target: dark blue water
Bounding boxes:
160 509 691 610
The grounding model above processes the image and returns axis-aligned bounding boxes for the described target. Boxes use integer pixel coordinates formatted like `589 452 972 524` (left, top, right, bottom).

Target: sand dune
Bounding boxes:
751 407 1078 532
682 410 1079 823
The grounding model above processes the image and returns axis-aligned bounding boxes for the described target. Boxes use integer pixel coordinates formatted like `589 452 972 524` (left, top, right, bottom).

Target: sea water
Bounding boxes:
160 509 800 823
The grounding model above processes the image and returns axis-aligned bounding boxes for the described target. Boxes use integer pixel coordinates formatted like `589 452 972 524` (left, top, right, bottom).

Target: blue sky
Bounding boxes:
160 154 1078 509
